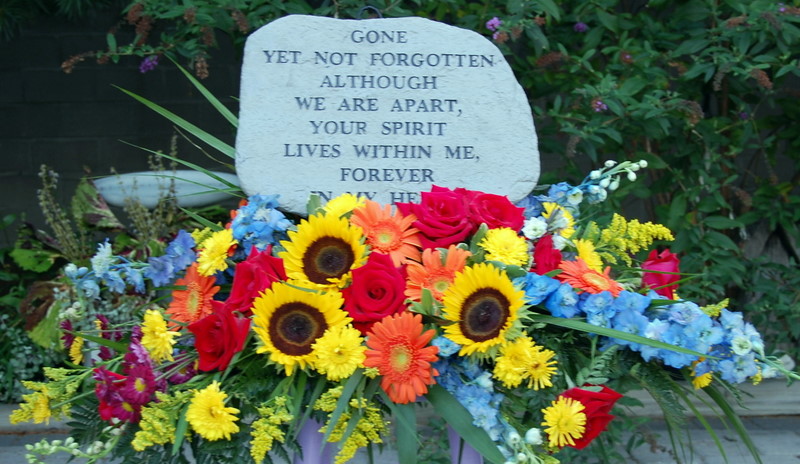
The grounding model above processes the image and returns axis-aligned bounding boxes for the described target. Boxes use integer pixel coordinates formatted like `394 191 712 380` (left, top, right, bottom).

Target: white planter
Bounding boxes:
94 170 239 208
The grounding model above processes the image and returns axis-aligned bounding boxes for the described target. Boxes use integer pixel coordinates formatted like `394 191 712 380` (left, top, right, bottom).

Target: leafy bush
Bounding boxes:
38 0 800 360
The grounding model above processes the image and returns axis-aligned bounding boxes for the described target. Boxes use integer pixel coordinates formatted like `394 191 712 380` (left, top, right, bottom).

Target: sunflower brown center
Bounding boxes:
459 287 510 342
269 302 327 356
302 236 355 284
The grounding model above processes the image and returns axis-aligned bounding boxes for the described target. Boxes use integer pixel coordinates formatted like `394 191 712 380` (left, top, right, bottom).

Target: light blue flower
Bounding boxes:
612 291 651 314
432 336 460 358
514 273 560 305
166 230 196 270
232 194 292 251
545 283 580 318
90 240 116 275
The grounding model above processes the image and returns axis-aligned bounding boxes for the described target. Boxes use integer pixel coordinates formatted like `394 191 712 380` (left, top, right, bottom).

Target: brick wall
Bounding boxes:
0 8 242 247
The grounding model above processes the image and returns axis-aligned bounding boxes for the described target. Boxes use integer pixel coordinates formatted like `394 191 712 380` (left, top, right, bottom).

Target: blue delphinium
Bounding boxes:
544 283 581 318
514 273 560 305
579 291 616 328
144 230 196 286
231 194 293 251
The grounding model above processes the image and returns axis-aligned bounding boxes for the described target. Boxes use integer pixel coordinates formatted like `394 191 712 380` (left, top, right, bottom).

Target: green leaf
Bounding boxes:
535 0 561 21
106 33 117 53
179 207 224 231
115 86 235 158
322 369 364 444
703 384 763 464
72 178 124 229
672 38 710 56
389 401 418 464
172 405 189 456
704 215 742 229
596 10 618 34
170 57 238 128
10 247 58 273
71 331 129 353
530 314 711 358
426 385 506 464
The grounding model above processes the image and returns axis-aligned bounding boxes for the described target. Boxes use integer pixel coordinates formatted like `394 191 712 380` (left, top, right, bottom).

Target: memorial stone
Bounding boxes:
236 15 539 213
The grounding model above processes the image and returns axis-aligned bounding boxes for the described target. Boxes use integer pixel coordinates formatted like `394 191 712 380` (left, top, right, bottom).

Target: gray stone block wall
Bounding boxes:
0 8 241 247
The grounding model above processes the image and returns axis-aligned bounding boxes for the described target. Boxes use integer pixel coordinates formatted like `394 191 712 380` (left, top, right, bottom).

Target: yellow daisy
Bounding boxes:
441 263 524 356
493 336 557 390
312 325 366 381
542 396 586 448
541 202 575 239
574 238 603 272
141 309 179 363
324 193 366 218
279 213 367 290
186 381 240 441
197 228 237 276
479 227 530 267
252 282 350 375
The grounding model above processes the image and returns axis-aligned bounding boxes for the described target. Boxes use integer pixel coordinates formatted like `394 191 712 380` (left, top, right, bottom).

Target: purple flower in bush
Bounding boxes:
592 99 609 112
486 17 502 32
139 55 159 73
574 22 589 33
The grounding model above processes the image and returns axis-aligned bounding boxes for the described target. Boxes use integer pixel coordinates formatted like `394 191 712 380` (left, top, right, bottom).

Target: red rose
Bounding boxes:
531 235 562 275
343 252 407 334
396 185 474 249
225 246 286 317
642 249 680 299
188 301 251 372
455 188 525 231
560 385 623 450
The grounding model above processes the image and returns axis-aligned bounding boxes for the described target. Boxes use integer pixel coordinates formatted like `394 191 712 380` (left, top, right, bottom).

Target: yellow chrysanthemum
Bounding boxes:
279 213 367 289
541 202 575 239
69 336 84 365
312 325 366 381
542 396 587 448
574 238 603 272
252 282 350 375
479 227 530 267
141 309 179 363
493 336 557 390
324 193 366 218
691 359 713 389
442 263 524 356
186 381 240 441
197 228 237 276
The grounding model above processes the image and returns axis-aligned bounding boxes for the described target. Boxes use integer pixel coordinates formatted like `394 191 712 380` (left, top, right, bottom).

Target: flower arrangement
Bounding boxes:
10 160 798 464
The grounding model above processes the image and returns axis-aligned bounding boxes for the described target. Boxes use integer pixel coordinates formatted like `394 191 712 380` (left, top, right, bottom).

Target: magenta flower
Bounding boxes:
574 22 589 33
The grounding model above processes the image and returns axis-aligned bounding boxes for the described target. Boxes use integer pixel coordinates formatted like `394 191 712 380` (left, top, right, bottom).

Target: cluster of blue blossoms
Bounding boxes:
66 230 197 297
230 194 293 253
515 160 647 217
515 272 767 384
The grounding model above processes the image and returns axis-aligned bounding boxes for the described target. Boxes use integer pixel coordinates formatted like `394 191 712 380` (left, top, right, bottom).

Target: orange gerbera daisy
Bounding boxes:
351 200 421 266
405 245 471 301
166 263 219 326
557 258 623 297
364 311 439 404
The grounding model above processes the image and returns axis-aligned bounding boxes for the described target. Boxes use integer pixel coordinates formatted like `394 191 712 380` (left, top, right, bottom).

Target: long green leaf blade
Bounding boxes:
704 384 763 464
171 58 238 128
115 86 235 158
531 314 710 358
426 385 505 464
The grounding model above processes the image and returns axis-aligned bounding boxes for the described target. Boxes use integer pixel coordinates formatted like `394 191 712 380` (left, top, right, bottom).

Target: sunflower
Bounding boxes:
478 227 530 267
279 213 367 290
186 381 240 441
197 228 237 276
441 263 524 356
311 325 366 381
252 282 350 375
557 258 623 297
363 311 439 404
541 396 586 448
493 336 557 390
405 245 471 301
350 200 421 266
166 262 219 326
